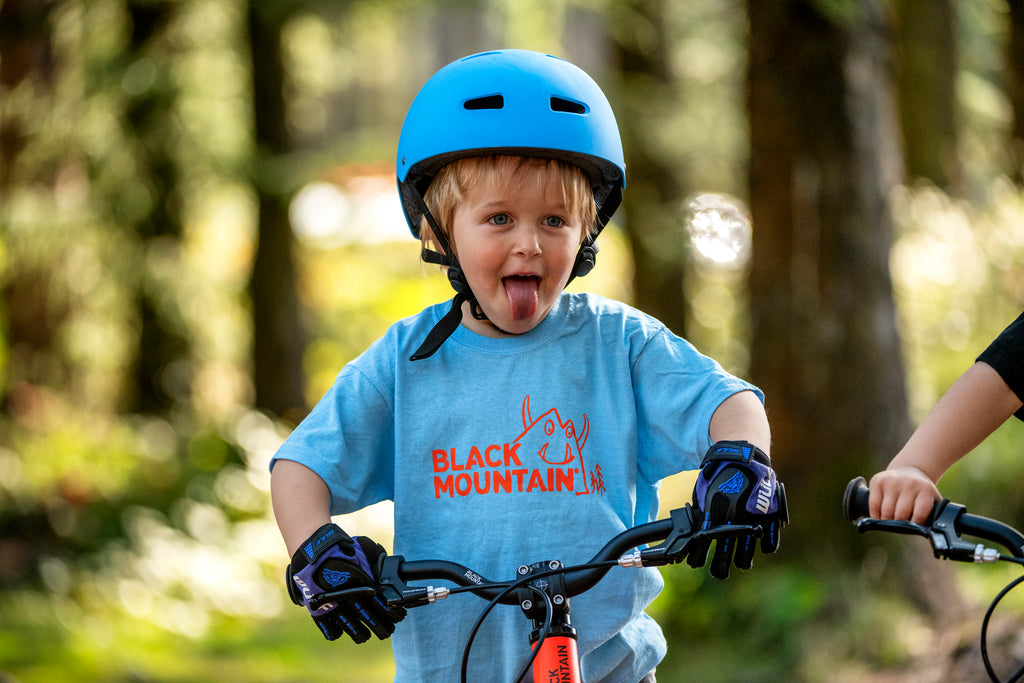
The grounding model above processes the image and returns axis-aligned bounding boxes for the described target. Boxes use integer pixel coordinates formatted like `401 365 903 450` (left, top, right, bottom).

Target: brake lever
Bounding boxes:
307 586 377 611
627 505 761 567
855 518 930 538
856 500 989 563
376 555 452 609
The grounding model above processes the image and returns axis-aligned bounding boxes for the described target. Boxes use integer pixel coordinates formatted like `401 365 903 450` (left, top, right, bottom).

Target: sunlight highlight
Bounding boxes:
684 193 752 268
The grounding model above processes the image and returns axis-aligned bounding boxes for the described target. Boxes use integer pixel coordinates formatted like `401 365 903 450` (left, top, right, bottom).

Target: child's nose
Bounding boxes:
512 225 542 255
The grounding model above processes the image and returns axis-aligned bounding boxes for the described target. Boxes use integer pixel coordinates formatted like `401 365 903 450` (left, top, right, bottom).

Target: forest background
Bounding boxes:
2 0 1024 681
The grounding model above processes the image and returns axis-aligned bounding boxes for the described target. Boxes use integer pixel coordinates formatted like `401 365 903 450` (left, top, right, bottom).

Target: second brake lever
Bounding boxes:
855 518 930 538
857 499 994 563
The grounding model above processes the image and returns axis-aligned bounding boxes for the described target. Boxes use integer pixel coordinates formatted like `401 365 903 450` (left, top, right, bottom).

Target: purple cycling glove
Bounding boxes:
287 523 406 643
690 440 787 579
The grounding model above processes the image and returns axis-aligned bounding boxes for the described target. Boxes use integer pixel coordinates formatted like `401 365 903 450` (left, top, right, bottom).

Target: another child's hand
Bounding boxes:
868 466 940 524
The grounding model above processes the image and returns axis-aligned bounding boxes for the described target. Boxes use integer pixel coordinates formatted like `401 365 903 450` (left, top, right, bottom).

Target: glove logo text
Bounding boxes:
754 478 773 514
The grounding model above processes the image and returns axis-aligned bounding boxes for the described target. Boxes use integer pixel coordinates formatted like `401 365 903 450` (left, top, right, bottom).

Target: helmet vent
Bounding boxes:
464 95 504 110
550 96 587 114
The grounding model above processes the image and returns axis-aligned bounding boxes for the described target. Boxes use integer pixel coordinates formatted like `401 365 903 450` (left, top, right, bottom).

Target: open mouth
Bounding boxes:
502 275 540 320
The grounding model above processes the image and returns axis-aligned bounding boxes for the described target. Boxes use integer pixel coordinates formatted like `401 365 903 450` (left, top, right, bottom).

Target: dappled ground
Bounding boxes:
822 616 1023 683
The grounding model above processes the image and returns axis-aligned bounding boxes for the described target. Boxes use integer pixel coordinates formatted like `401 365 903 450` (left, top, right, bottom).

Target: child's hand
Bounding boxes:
868 467 940 524
286 524 406 643
690 440 787 579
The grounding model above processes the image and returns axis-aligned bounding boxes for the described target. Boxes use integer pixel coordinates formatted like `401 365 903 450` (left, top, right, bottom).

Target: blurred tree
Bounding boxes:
0 0 62 584
119 0 194 413
0 0 61 405
0 0 56 188
610 0 688 336
246 0 308 421
893 0 961 193
746 0 969 625
746 0 908 550
1007 0 1024 183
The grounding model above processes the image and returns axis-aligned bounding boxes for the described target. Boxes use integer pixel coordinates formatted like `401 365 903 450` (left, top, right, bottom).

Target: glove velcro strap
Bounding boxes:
700 440 770 469
295 523 351 568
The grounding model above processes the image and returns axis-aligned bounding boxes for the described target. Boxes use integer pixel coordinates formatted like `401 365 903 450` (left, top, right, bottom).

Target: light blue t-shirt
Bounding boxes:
271 292 761 682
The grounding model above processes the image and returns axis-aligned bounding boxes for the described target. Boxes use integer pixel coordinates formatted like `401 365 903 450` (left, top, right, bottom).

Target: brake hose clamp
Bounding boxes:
618 550 643 568
973 544 999 564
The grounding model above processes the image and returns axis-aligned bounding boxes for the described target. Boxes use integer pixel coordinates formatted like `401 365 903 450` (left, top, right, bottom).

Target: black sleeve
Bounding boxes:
976 311 1024 421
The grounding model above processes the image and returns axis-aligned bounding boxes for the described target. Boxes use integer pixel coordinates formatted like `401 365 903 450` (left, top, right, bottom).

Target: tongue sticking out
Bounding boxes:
504 277 539 320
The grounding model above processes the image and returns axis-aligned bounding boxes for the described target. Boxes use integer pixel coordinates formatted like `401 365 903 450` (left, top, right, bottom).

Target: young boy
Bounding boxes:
270 49 785 682
868 311 1024 523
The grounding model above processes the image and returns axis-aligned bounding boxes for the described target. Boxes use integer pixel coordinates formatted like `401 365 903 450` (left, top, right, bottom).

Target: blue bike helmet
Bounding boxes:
397 49 626 241
397 49 626 360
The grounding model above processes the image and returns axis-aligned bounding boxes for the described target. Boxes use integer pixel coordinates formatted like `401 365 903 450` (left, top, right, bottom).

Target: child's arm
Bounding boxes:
708 389 771 454
271 459 405 642
869 361 1023 523
271 459 332 555
691 389 782 579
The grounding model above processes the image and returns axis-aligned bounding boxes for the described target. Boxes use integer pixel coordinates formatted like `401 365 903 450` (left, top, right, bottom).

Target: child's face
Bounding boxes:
451 162 586 337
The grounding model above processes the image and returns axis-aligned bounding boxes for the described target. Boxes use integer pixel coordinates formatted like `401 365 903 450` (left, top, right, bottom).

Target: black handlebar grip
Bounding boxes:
843 476 870 522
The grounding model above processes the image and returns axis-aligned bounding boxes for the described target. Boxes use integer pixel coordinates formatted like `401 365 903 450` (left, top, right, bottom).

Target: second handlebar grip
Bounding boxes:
843 476 870 522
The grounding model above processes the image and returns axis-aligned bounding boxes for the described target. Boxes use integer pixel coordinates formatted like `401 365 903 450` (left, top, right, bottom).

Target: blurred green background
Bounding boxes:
2 0 1024 681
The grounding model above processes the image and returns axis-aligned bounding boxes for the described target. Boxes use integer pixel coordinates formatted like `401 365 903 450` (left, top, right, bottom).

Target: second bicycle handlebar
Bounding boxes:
843 476 1024 560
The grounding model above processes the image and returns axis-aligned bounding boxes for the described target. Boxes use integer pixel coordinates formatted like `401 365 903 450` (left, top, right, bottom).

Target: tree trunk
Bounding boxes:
0 0 62 410
746 0 909 558
247 2 308 421
1007 0 1024 183
122 1 192 413
609 0 688 336
893 0 961 192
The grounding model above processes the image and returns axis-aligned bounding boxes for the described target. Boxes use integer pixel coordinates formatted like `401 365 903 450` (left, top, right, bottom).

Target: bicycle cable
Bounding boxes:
454 558 620 683
459 578 551 683
981 556 1024 683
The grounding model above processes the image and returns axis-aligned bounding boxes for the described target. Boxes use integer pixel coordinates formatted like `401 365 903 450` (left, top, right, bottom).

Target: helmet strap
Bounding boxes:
410 193 509 359
409 291 470 361
409 182 622 359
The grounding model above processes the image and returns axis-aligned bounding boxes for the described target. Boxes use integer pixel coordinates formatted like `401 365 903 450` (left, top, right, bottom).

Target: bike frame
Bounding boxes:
312 504 760 683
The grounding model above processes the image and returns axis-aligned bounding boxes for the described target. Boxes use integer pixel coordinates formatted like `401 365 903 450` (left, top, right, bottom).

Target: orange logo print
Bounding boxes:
431 396 603 499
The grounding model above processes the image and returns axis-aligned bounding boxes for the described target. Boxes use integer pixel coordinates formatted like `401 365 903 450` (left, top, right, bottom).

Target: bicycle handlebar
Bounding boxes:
843 476 1024 561
310 503 761 611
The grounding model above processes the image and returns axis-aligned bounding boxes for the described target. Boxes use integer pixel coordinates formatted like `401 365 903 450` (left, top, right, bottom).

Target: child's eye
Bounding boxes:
489 214 511 226
544 216 565 228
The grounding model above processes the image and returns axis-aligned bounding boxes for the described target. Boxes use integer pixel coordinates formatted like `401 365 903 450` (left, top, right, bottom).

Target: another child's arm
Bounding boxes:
868 361 1023 524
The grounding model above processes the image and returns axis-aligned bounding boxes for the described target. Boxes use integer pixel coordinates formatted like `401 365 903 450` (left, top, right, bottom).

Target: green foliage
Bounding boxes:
2 0 1024 680
0 586 396 682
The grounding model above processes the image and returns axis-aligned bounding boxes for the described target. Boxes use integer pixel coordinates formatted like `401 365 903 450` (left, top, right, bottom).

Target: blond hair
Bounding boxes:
419 155 597 257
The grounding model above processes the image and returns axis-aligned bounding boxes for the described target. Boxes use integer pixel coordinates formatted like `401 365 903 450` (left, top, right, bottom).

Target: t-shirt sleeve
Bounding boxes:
977 310 1024 422
631 327 763 483
269 363 396 515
